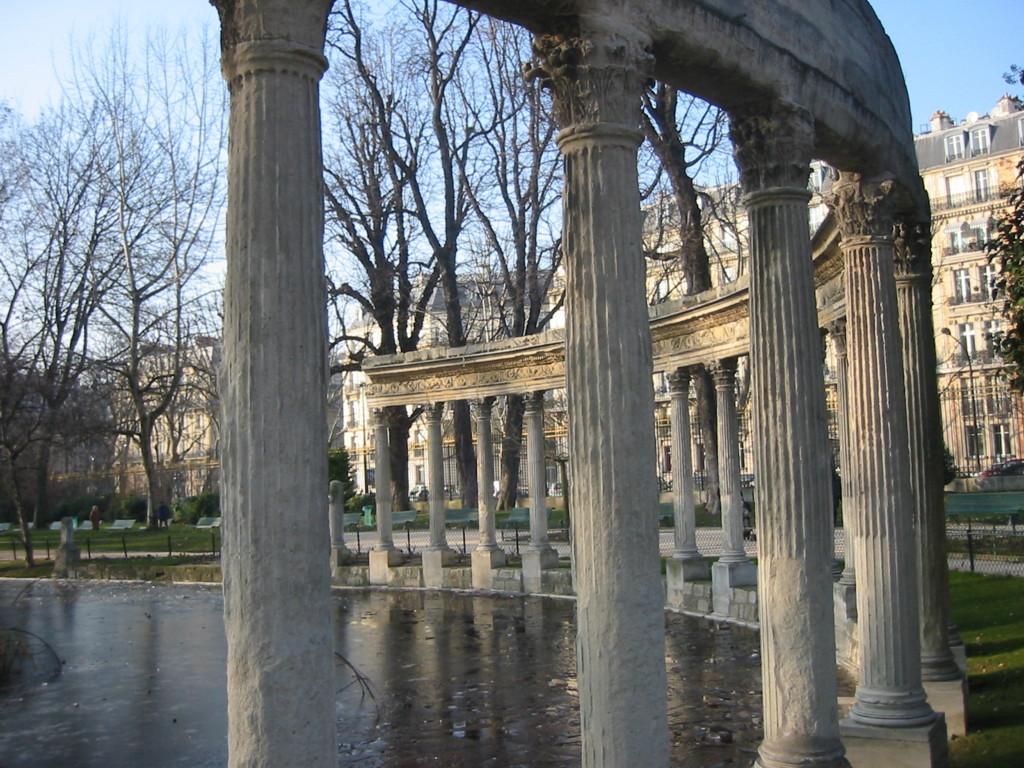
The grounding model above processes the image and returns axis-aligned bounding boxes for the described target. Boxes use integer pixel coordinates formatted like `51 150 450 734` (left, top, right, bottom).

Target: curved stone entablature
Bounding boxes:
363 223 846 404
456 0 922 208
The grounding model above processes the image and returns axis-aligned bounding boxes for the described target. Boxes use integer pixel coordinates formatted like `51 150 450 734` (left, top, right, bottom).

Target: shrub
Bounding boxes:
119 496 148 521
174 492 220 525
347 493 374 515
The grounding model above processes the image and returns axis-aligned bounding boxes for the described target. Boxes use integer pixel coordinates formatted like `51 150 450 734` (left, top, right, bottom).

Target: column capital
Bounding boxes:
471 397 495 419
893 216 934 283
424 402 444 423
369 407 388 430
825 319 848 358
212 0 333 83
527 32 652 150
667 368 692 395
707 358 738 388
524 391 545 414
826 172 901 241
729 101 815 194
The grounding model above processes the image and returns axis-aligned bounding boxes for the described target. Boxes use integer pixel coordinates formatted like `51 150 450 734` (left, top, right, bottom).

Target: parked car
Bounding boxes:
979 459 1024 477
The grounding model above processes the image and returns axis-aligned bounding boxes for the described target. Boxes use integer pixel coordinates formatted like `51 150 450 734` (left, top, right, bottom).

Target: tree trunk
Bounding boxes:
693 367 720 516
31 444 51 529
498 393 526 510
451 400 477 505
386 405 413 511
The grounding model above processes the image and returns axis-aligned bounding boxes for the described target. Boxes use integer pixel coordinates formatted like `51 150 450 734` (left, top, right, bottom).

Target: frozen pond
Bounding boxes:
0 580 763 766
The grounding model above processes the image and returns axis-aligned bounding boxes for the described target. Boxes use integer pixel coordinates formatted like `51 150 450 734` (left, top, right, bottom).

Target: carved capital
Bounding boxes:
730 102 815 193
826 173 899 240
471 397 495 420
708 358 738 390
527 32 652 142
667 368 692 396
424 403 445 424
893 217 934 282
825 319 848 359
524 391 546 414
370 408 388 430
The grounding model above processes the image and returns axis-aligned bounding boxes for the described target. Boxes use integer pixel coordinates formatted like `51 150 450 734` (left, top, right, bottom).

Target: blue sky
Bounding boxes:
0 0 1020 130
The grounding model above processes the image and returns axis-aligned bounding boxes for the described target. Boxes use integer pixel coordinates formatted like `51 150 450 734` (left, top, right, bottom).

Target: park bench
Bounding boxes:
108 519 137 530
343 512 362 528
392 510 418 526
499 507 531 540
49 519 78 531
658 502 674 524
194 517 221 529
444 508 478 527
945 491 1024 519
0 522 11 532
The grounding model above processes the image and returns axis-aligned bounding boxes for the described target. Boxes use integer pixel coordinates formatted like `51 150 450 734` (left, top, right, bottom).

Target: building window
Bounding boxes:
965 425 984 459
973 168 991 201
1018 118 1024 147
945 174 966 206
970 126 991 156
994 423 1012 457
945 133 965 161
953 268 972 302
958 322 978 356
981 263 999 300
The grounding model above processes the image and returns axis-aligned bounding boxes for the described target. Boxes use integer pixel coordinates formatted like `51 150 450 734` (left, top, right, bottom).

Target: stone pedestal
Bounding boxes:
923 679 967 738
53 518 80 579
522 547 560 594
840 714 948 768
711 560 757 617
834 581 860 669
368 548 405 585
422 548 458 588
665 555 709 605
471 548 507 590
331 546 354 569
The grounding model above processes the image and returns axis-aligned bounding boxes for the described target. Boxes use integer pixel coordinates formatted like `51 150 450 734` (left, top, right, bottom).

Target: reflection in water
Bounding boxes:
0 581 762 767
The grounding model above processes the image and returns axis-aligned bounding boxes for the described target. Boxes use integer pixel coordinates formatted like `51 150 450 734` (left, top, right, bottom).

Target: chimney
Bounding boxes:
930 110 954 132
993 93 1024 117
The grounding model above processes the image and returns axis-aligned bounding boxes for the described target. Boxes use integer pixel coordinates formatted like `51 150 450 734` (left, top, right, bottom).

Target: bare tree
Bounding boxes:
78 28 225 528
0 101 121 562
325 0 490 506
458 18 563 509
641 84 735 515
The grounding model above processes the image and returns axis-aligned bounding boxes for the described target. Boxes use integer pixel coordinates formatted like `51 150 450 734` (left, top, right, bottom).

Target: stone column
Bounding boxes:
731 104 848 768
213 2 336 765
423 403 455 585
370 409 403 580
828 173 945 758
531 31 669 767
710 357 756 616
523 391 558 590
472 397 505 588
328 480 351 571
895 216 967 734
828 320 859 666
668 371 706 565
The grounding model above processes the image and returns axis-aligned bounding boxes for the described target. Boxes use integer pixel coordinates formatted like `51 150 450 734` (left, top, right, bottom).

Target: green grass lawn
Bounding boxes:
1 524 220 558
949 571 1024 768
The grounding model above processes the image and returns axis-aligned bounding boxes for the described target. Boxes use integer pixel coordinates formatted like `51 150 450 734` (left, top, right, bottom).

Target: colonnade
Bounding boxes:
212 2 959 767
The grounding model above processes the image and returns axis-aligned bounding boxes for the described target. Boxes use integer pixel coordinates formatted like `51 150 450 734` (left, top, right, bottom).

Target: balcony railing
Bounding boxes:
947 289 998 305
931 184 1013 213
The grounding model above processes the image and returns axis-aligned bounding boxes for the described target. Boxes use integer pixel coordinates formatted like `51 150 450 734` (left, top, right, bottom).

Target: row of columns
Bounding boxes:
215 5 959 766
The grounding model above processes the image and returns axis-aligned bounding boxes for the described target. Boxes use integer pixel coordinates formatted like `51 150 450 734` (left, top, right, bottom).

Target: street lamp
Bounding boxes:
941 327 982 474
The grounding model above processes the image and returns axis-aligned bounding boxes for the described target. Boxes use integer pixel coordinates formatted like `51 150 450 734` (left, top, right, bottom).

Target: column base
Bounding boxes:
53 546 81 579
422 548 458 588
923 678 967 738
522 547 560 593
834 581 859 670
471 548 507 590
666 557 709 608
369 548 405 585
756 739 851 768
711 560 757 617
840 713 947 768
330 546 354 568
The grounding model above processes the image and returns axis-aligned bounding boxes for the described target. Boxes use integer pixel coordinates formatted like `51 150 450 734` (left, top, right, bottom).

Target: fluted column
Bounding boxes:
668 369 701 561
214 1 335 765
828 174 935 728
473 398 501 553
372 409 397 552
894 217 962 684
731 104 847 768
328 479 350 564
711 358 748 563
828 321 856 587
531 31 669 767
525 392 554 553
425 403 450 552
